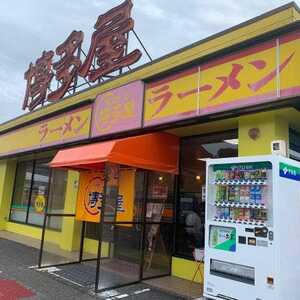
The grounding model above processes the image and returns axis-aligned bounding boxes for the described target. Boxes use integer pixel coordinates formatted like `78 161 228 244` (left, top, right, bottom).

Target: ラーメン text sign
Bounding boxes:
144 30 300 127
0 105 91 158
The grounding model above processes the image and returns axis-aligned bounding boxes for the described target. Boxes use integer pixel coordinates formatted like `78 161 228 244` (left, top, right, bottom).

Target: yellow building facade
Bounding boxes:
1 2 300 286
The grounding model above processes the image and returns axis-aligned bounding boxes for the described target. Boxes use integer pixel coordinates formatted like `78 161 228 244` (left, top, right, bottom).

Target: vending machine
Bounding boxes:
204 155 300 300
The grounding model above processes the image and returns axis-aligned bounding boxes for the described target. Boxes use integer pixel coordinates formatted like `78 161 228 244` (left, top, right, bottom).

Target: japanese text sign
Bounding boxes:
144 30 300 127
76 169 135 225
23 0 141 111
91 81 144 137
0 105 91 157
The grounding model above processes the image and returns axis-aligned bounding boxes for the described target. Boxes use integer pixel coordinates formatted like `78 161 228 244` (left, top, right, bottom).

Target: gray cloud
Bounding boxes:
0 0 296 123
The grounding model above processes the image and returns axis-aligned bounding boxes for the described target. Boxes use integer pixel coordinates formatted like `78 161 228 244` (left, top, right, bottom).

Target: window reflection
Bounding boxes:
175 131 238 258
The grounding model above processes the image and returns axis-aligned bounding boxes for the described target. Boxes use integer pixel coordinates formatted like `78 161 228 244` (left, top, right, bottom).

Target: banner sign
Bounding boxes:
144 30 300 127
91 81 144 137
0 105 91 157
76 169 134 224
279 162 300 181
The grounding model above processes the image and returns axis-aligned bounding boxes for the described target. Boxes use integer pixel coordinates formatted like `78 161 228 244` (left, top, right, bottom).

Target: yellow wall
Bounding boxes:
0 160 16 230
238 111 289 156
59 170 81 252
172 257 204 283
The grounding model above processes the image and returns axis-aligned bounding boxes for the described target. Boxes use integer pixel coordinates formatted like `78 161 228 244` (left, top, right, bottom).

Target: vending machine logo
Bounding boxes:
279 162 300 181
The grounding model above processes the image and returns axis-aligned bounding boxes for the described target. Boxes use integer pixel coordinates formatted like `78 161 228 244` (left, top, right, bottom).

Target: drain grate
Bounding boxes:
55 263 97 287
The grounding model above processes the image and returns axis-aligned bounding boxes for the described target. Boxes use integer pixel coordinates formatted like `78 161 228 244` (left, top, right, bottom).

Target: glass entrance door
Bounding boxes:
142 172 175 280
96 164 143 291
95 166 175 291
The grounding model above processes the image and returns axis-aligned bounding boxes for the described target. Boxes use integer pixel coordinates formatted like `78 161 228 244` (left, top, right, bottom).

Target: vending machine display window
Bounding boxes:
207 161 273 226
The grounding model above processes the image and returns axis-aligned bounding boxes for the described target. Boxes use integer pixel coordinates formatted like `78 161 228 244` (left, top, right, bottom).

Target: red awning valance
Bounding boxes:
50 133 179 174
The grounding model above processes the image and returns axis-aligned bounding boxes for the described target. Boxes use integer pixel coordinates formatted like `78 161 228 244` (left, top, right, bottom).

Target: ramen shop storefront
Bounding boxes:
38 133 179 292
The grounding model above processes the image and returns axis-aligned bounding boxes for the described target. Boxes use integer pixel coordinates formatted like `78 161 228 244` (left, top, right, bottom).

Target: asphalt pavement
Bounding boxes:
0 237 186 299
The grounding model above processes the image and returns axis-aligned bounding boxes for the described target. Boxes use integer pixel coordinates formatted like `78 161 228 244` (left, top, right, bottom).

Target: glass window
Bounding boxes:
10 161 34 223
27 159 51 226
289 128 300 161
9 158 68 230
175 131 238 259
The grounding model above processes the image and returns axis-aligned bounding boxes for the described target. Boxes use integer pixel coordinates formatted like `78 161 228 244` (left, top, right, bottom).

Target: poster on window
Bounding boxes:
75 170 135 225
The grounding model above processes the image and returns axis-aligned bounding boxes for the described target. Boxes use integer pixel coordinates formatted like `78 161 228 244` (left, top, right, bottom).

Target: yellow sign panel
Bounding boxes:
144 31 300 126
144 68 199 126
0 105 91 157
76 169 135 225
35 195 46 213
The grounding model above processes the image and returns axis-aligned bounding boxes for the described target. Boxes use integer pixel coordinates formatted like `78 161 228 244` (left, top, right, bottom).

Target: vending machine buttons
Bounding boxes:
238 236 246 244
248 237 257 246
254 226 268 238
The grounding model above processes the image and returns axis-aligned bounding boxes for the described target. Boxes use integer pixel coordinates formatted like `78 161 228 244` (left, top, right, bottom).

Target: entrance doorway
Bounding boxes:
38 165 175 293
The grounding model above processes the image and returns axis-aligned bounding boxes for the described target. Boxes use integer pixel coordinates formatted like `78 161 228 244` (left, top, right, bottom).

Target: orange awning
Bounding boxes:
50 133 179 174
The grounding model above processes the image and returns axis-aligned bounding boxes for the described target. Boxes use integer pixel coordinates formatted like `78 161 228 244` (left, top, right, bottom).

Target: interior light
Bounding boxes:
158 176 163 181
224 139 239 145
196 175 201 180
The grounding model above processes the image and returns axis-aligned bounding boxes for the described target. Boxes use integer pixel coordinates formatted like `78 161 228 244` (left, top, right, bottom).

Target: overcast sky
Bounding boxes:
0 0 298 124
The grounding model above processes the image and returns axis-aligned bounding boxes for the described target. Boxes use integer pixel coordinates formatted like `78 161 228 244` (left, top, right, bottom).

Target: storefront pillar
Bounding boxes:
238 111 289 156
0 160 16 230
59 170 81 252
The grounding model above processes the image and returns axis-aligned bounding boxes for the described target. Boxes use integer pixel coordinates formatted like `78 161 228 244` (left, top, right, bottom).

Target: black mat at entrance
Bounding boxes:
55 262 97 287
55 260 139 290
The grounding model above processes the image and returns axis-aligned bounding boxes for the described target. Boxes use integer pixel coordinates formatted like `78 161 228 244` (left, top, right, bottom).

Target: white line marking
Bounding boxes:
134 288 151 294
49 272 84 287
115 294 129 299
28 265 39 269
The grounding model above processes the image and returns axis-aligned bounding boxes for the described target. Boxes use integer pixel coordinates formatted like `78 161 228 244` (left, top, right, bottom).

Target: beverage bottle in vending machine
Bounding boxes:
239 186 246 203
216 186 222 203
234 186 240 203
230 208 235 219
255 186 262 205
244 186 251 203
244 208 251 220
250 186 256 204
228 186 235 202
234 208 240 220
216 207 222 219
224 207 230 219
